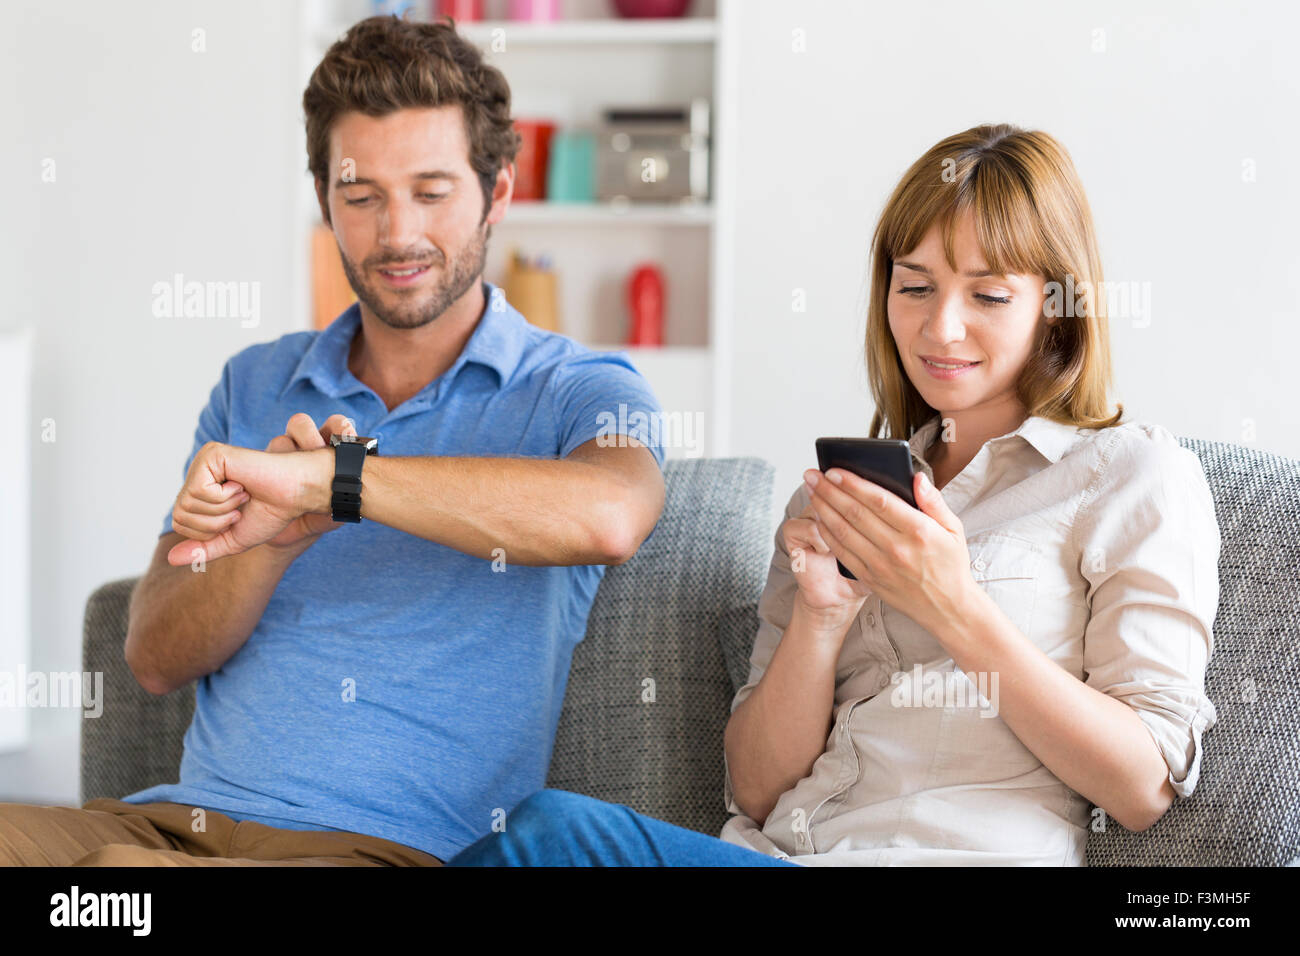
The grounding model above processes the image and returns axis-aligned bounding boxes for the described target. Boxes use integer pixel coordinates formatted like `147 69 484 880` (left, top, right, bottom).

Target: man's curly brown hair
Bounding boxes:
302 15 521 222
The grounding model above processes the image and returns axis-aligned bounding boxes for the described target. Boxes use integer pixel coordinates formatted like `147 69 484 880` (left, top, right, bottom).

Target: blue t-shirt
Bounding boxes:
124 281 666 860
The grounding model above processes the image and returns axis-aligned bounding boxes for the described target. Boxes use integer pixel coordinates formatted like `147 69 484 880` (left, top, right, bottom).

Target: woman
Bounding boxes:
446 123 1220 867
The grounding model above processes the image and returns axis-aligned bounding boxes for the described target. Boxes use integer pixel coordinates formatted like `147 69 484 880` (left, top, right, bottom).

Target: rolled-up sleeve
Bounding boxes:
723 482 809 817
1076 427 1220 799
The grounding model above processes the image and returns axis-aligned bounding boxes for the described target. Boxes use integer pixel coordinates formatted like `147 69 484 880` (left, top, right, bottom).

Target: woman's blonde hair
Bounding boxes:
865 123 1123 440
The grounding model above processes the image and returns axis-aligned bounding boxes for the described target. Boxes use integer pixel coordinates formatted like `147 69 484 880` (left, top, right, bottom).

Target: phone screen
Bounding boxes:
814 437 917 580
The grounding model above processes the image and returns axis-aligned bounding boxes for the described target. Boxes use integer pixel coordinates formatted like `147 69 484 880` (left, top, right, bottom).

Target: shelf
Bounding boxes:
589 344 711 358
299 0 738 456
502 201 713 226
317 18 717 49
585 345 713 459
303 202 711 228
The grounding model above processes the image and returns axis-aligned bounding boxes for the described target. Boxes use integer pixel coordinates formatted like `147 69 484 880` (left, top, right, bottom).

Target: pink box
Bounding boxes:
509 0 560 21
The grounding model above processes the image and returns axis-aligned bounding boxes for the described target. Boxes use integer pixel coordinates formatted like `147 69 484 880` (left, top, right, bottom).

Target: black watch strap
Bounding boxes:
331 436 376 523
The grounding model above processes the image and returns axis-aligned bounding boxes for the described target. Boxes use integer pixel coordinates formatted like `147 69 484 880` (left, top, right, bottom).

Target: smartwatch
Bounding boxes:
328 433 378 523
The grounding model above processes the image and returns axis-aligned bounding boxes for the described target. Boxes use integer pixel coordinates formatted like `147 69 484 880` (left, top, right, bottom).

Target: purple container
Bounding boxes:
612 0 693 17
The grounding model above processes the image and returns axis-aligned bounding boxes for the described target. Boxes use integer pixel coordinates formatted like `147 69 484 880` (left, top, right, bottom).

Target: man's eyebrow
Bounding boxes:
333 171 461 189
895 260 1015 279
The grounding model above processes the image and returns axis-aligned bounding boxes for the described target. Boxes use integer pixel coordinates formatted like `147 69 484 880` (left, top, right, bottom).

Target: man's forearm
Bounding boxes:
301 448 653 566
126 534 311 695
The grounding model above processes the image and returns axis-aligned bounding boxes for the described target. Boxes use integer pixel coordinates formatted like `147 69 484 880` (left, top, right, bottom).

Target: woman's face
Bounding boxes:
887 211 1051 417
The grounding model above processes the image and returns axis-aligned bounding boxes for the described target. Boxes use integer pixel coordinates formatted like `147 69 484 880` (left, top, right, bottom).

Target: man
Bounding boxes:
0 15 665 866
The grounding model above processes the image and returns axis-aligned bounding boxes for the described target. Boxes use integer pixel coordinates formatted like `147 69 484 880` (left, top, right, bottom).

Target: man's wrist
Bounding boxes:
304 446 335 515
262 531 317 560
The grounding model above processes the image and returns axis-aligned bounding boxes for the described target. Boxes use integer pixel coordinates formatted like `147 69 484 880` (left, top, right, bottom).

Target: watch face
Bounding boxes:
330 434 378 452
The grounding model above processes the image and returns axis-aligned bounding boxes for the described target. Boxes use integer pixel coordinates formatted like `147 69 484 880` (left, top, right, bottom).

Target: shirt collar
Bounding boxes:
909 412 1083 466
279 280 527 401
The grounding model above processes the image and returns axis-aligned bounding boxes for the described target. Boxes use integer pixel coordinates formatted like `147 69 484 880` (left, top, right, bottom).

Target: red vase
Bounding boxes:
627 265 664 346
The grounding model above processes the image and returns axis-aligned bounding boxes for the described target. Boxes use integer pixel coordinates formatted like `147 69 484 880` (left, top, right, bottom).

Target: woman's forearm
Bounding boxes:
724 597 851 823
943 585 1175 832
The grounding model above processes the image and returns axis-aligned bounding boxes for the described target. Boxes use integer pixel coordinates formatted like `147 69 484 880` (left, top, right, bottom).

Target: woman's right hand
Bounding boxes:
782 500 872 630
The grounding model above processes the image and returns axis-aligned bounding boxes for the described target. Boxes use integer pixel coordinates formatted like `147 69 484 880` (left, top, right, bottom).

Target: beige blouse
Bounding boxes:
720 412 1220 865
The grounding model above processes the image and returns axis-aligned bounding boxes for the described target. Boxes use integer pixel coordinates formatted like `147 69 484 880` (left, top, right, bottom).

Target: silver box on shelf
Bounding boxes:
595 98 710 204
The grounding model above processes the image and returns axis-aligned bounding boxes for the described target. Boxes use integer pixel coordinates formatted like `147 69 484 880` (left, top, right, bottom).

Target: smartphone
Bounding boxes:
814 437 918 580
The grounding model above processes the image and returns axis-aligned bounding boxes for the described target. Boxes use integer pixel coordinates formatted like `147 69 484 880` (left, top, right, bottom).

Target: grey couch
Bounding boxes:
81 444 1300 865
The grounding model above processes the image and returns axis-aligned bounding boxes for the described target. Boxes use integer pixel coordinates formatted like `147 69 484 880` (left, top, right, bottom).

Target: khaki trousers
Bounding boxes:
0 799 443 866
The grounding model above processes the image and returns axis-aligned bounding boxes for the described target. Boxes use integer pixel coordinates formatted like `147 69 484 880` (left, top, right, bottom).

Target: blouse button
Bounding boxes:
972 557 987 572
865 612 875 627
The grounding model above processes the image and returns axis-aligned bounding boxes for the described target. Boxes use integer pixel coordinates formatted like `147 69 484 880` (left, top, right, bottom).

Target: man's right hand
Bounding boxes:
262 412 356 551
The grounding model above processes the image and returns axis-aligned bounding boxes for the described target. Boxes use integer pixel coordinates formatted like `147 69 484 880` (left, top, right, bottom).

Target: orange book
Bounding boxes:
311 223 357 330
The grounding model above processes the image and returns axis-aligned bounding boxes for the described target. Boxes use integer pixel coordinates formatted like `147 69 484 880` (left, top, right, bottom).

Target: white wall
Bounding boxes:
726 0 1300 529
4 0 1297 803
1 0 305 801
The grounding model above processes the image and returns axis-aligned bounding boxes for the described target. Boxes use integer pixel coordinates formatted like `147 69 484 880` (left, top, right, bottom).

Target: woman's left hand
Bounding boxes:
802 467 980 638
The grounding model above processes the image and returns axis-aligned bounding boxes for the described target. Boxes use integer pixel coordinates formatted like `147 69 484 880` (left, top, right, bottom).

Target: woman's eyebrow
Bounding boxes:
895 260 1016 279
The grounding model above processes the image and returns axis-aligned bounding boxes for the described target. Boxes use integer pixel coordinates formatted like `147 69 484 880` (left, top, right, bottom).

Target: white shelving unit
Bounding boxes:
498 201 714 226
295 0 737 459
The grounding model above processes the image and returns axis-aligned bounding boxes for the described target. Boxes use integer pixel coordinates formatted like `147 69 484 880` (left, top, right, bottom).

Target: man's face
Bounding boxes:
321 105 503 330
887 210 1051 416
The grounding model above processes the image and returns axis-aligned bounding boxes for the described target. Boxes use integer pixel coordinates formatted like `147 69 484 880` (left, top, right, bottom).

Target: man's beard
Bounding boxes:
338 224 488 331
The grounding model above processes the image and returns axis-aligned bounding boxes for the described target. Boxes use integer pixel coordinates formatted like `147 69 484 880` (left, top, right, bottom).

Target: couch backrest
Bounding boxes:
1084 437 1300 865
543 457 775 835
81 576 194 804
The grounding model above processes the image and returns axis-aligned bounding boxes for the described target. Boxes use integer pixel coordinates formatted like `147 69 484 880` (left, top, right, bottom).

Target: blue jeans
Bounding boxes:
446 789 801 867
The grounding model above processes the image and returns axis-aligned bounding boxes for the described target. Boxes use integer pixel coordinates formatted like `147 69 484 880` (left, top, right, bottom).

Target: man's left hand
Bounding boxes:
166 439 334 566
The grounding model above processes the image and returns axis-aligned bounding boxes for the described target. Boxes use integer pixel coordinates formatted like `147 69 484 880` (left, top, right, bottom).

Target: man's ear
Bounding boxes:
484 162 514 226
314 177 332 228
